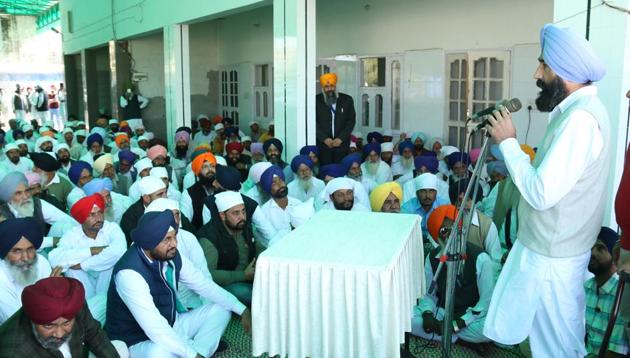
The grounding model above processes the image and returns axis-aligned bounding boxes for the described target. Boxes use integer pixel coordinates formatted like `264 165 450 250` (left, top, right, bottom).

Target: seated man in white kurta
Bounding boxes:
105 210 251 357
411 205 499 346
48 194 126 299
321 177 370 212
360 143 393 185
0 217 59 324
287 155 325 202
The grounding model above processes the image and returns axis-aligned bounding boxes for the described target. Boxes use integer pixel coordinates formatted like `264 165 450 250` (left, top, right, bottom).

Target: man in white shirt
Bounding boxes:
391 140 415 184
321 177 370 212
150 167 182 202
105 209 251 357
360 143 393 185
258 165 307 247
1 143 33 172
411 205 499 346
0 217 60 324
483 23 609 356
287 155 325 202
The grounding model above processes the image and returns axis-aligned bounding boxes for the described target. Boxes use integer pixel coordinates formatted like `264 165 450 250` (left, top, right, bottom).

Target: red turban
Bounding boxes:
191 152 217 176
427 205 459 243
211 115 223 125
22 277 85 325
226 142 244 154
70 194 105 224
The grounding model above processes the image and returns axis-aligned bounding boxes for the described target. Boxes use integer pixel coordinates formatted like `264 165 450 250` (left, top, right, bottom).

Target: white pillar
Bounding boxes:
164 24 192 150
273 0 316 161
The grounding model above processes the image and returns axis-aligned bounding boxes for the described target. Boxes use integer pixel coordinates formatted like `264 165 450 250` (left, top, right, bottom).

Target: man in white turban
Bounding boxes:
484 23 609 356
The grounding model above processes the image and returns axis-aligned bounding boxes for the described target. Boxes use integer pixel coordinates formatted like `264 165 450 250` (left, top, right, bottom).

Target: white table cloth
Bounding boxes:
252 210 425 358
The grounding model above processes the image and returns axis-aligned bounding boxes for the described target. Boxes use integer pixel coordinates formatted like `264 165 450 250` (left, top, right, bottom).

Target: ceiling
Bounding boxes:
0 0 57 16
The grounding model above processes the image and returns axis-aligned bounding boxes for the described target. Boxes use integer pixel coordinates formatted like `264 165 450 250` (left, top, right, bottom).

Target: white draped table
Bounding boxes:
252 210 425 358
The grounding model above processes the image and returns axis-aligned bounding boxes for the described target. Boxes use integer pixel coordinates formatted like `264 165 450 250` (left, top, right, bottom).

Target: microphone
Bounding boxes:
470 98 522 131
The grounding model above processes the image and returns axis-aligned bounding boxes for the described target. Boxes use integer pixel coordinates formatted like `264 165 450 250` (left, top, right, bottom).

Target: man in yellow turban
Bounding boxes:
369 182 402 213
316 72 356 165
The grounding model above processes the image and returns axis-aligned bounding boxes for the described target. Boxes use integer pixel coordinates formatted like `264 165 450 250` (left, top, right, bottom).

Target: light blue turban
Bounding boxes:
0 172 28 202
486 160 508 177
540 23 605 84
82 178 114 196
411 132 428 145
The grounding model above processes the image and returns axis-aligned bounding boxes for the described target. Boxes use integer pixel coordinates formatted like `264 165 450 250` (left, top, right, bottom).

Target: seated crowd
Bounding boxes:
0 110 626 357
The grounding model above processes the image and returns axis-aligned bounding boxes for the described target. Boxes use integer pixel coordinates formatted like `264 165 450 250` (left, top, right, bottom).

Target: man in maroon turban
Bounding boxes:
0 276 125 356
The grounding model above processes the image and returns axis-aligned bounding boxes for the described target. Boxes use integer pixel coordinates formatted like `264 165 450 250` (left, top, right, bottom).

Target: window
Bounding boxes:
360 57 386 87
446 52 509 149
362 94 370 126
391 60 401 130
375 94 383 128
254 64 273 122
220 67 240 125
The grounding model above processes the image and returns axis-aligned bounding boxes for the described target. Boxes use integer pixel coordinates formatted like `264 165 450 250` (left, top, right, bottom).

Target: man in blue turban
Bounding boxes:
361 143 392 185
106 209 251 357
299 145 320 176
483 23 610 357
263 138 293 183
318 164 346 183
80 133 104 164
392 140 415 183
287 155 325 202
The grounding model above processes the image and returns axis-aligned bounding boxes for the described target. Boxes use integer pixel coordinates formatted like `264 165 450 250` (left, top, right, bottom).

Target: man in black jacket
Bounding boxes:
315 72 356 165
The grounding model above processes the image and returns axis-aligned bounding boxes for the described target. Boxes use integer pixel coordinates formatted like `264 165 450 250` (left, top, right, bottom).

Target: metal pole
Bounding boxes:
586 0 592 40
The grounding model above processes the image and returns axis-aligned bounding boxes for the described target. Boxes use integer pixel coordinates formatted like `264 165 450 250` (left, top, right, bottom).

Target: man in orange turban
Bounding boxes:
411 204 499 347
182 152 218 230
316 72 356 165
0 277 124 356
114 132 130 150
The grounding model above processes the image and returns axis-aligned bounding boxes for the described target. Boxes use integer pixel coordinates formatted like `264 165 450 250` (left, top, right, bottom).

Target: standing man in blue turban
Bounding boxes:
483 23 609 357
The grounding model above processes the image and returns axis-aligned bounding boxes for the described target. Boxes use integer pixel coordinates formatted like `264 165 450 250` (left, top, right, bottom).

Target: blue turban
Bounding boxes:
540 23 605 84
82 178 114 196
414 155 439 174
486 160 508 177
132 210 178 250
290 155 314 173
68 161 93 186
90 127 107 141
363 142 381 157
299 145 319 156
341 153 362 174
446 152 471 169
12 129 24 140
190 147 210 162
0 172 28 202
411 132 428 145
260 165 285 194
0 218 43 258
118 149 137 164
449 178 483 205
318 164 345 180
215 164 242 191
224 127 240 139
367 131 384 144
398 140 414 155
263 138 283 154
86 133 103 147
597 227 618 254
490 144 504 161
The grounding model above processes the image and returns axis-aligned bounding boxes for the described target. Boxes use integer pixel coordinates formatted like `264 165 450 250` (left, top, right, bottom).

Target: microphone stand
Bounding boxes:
428 126 493 357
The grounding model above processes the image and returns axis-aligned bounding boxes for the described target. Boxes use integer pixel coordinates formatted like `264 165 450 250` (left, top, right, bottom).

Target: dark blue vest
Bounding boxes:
105 245 182 347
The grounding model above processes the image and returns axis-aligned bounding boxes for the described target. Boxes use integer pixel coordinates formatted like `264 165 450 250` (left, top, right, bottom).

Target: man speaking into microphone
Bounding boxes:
482 23 609 356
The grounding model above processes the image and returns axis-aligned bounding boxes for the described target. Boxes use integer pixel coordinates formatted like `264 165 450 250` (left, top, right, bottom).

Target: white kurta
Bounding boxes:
176 229 212 309
0 254 51 324
287 177 325 203
48 222 127 299
115 253 246 357
257 196 303 247
0 157 33 172
360 160 393 185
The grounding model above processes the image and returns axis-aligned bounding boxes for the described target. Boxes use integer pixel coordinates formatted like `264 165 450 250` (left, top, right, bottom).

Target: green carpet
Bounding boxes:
215 317 526 358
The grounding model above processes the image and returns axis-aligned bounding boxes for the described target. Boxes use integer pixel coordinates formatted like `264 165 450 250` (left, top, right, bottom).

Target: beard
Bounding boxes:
151 247 177 261
32 325 71 350
226 219 246 231
324 90 337 106
6 255 39 286
366 161 379 176
198 174 215 188
298 177 313 192
13 197 35 218
267 154 280 165
175 145 188 158
58 156 70 165
104 204 116 222
9 156 20 164
535 77 568 112
272 186 288 199
333 198 353 211
347 171 362 181
401 157 414 170
588 256 613 276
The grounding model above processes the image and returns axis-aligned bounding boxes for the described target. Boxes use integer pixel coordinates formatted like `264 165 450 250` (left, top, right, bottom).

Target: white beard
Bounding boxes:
5 255 39 287
366 161 379 176
401 157 414 170
12 198 35 218
104 204 116 222
298 178 313 192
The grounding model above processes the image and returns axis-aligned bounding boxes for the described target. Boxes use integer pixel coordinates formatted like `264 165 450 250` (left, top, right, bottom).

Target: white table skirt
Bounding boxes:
252 210 425 358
